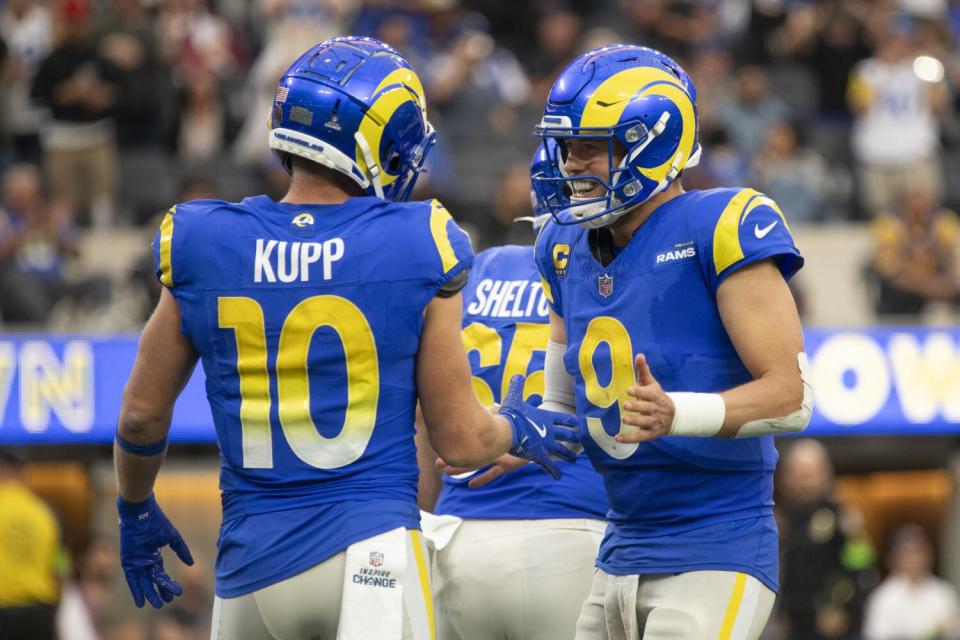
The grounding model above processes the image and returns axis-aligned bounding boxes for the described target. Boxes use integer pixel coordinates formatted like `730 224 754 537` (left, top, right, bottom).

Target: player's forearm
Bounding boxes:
717 370 805 438
115 406 172 502
414 408 443 511
658 358 811 440
114 444 166 503
429 405 514 469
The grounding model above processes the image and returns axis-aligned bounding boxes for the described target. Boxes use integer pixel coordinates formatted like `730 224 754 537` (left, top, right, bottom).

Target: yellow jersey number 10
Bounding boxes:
218 295 380 470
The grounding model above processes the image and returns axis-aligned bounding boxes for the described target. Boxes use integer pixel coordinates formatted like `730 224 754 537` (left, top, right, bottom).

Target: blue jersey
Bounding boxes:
434 245 607 521
534 188 803 592
152 195 472 597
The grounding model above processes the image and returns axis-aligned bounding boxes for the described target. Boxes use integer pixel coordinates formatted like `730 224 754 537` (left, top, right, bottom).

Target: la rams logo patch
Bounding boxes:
290 212 316 237
598 273 613 297
292 213 314 228
553 243 570 278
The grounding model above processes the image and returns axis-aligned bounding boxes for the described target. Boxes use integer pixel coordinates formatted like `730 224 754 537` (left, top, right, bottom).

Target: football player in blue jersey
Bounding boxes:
417 143 608 640
111 37 579 640
525 46 815 639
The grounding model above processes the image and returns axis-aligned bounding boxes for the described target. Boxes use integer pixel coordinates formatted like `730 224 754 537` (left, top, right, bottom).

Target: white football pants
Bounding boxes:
574 569 776 640
209 529 435 640
432 518 606 640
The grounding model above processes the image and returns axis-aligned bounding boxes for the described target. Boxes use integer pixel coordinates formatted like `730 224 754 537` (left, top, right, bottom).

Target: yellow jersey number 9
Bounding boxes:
577 316 639 459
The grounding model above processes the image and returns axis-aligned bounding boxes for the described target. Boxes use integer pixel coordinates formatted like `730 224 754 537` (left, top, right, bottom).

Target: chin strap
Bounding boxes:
354 131 385 199
513 214 552 230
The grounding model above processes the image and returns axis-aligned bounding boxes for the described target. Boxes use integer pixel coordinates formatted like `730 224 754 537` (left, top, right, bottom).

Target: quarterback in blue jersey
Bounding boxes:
418 146 608 640
526 46 814 639
112 37 578 640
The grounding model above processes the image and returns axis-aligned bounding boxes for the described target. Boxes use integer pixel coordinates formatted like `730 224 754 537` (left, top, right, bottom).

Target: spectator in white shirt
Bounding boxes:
863 524 960 639
847 16 948 217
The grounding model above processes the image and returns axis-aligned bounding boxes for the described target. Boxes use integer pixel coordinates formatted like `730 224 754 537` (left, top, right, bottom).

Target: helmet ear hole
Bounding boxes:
386 153 401 174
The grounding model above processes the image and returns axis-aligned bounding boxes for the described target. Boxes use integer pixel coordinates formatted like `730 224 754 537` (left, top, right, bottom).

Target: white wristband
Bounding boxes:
666 392 726 437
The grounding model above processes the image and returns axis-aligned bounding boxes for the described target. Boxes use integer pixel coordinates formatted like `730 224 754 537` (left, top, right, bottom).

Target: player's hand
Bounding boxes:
498 374 581 480
117 494 194 609
437 453 529 488
619 354 675 443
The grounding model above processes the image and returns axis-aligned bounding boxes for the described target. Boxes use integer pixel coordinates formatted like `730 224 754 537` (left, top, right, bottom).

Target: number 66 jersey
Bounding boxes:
534 187 803 593
152 194 472 598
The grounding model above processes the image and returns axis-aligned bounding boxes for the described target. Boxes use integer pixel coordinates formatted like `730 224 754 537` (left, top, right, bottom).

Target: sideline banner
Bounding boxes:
0 329 957 443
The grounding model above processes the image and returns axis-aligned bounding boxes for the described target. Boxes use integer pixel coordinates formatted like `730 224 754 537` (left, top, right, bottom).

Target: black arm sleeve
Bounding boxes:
436 269 468 298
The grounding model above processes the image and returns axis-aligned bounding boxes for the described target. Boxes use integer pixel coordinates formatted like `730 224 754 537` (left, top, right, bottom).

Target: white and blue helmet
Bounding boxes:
532 45 701 228
269 36 435 202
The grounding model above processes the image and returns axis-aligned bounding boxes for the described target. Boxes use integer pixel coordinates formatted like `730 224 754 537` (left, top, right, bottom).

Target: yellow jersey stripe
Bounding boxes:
429 201 459 273
159 206 176 288
717 572 747 640
409 530 436 640
541 276 555 304
741 194 789 232
712 189 758 276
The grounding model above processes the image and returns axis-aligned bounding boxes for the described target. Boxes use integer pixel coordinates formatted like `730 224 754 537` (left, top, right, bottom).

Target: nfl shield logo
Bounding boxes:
598 273 614 298
369 551 384 567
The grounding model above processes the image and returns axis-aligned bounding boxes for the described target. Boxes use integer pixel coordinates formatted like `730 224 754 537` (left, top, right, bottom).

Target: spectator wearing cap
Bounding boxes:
30 0 124 228
0 449 66 640
863 524 960 639
847 15 948 217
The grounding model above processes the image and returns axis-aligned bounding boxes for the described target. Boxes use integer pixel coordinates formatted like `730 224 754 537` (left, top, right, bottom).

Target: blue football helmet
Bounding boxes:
532 45 701 228
269 36 435 202
522 138 561 230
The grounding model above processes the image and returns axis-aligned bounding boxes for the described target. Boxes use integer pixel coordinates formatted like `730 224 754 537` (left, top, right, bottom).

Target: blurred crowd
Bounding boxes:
0 450 213 640
0 0 959 326
771 440 960 640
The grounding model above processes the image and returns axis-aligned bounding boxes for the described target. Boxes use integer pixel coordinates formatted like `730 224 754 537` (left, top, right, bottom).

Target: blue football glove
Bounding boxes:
117 494 194 609
498 374 581 480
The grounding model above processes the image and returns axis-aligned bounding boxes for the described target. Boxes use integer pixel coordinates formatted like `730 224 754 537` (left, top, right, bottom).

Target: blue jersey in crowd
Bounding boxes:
534 188 803 592
152 195 472 597
435 244 607 521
